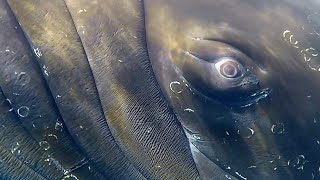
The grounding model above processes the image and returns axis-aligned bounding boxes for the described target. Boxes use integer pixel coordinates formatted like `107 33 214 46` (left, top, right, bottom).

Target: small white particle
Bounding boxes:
248 166 257 169
33 48 42 58
43 66 49 76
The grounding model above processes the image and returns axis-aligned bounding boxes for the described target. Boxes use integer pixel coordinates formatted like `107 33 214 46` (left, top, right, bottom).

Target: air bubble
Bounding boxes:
271 123 285 134
39 141 50 151
16 72 30 85
11 142 20 155
62 174 79 180
169 81 183 94
237 127 255 139
55 119 63 131
146 127 152 133
307 13 320 35
4 99 13 112
17 106 29 117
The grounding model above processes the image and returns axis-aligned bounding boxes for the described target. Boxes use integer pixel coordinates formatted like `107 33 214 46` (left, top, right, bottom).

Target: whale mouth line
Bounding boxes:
186 82 271 108
236 88 271 108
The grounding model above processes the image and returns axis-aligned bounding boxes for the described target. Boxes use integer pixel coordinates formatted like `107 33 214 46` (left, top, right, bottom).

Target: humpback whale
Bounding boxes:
0 0 320 179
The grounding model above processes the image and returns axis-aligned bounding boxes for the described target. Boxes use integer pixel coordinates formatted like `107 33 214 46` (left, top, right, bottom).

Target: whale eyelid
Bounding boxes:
184 50 205 62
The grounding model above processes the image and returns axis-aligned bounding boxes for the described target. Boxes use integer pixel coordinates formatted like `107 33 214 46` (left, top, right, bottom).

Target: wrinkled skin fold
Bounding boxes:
0 0 319 179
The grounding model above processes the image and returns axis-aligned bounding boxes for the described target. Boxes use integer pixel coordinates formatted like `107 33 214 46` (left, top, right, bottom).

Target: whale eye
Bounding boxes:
170 40 270 105
215 58 243 79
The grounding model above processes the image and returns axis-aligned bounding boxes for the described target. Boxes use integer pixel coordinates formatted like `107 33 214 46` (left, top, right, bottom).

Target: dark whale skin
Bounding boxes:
1 0 320 180
0 0 198 179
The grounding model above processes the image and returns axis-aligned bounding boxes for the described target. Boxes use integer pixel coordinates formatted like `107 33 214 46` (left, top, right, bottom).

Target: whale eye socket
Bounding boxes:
169 40 271 105
215 59 243 79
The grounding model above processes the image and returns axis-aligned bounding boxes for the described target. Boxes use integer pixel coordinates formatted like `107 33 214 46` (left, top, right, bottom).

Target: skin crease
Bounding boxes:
145 0 320 179
0 0 319 180
1 0 199 179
